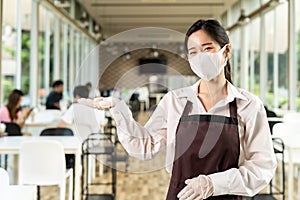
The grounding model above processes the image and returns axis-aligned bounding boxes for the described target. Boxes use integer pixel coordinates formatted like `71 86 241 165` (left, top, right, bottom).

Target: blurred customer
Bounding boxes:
46 80 63 110
0 89 32 135
86 82 100 98
58 85 106 136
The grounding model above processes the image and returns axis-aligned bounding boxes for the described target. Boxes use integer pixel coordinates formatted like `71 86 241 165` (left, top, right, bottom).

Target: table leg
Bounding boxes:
288 149 293 200
14 155 18 184
74 149 81 200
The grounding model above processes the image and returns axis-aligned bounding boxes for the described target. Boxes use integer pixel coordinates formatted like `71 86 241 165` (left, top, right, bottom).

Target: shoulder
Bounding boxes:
236 88 264 109
0 106 8 112
0 106 9 115
0 106 10 121
234 88 266 123
165 86 194 100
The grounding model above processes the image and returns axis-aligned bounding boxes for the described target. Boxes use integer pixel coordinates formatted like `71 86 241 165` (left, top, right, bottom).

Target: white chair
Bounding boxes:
0 167 9 187
273 123 300 199
19 140 73 200
136 86 149 111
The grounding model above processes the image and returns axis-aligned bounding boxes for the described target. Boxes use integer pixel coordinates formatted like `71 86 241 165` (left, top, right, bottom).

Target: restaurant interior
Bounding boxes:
1 0 300 199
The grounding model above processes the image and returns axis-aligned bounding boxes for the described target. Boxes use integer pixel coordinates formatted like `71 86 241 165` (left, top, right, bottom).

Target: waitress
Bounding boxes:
84 19 277 199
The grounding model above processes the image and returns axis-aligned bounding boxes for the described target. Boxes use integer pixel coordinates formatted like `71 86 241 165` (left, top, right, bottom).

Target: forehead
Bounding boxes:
187 29 215 48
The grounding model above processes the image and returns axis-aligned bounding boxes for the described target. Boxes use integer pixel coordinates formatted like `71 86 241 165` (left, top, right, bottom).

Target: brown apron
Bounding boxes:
166 99 242 200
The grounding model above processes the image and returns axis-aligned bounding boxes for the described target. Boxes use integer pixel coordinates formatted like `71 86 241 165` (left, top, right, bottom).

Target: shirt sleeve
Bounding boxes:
208 100 277 197
61 105 74 124
0 107 11 122
109 97 168 160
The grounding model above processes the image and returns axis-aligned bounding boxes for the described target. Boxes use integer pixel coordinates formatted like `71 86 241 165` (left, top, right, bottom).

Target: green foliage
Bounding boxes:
3 79 14 103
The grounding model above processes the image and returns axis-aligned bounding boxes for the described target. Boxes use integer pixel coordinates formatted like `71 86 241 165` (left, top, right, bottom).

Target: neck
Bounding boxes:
199 75 227 95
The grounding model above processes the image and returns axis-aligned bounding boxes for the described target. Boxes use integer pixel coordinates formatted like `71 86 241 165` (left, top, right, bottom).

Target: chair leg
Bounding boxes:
298 168 300 200
4 154 8 170
60 182 66 200
37 186 41 200
68 171 73 200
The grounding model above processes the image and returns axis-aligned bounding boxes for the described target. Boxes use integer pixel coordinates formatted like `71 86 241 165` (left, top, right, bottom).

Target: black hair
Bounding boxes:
184 19 232 83
52 80 64 88
86 82 92 87
73 85 89 98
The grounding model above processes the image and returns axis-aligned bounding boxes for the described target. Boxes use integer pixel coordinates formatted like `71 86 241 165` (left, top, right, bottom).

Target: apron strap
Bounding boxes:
229 99 237 118
182 100 193 117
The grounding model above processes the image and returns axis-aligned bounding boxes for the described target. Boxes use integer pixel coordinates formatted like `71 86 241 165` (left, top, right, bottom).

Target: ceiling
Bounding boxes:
78 0 239 39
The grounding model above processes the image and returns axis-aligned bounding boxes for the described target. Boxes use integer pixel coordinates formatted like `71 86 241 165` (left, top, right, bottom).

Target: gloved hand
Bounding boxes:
177 175 214 200
93 97 120 110
78 97 120 110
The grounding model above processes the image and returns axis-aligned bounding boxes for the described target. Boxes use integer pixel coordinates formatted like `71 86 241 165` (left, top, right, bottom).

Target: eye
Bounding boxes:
188 51 197 56
203 47 213 52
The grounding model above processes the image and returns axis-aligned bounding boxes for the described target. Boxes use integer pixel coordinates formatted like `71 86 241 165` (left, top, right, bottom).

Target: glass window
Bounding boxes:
276 3 288 111
296 0 300 110
244 0 261 16
265 10 275 108
231 2 241 27
1 0 32 103
229 28 241 86
2 0 18 102
248 18 260 95
258 3 288 111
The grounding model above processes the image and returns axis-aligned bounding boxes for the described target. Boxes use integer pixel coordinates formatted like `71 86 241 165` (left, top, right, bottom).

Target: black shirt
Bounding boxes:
46 91 62 110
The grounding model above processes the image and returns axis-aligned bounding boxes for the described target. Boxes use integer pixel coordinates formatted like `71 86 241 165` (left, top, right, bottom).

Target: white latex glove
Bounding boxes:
78 97 120 110
177 175 214 200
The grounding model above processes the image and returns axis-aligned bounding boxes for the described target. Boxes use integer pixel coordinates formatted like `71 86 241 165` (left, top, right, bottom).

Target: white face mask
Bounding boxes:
188 45 228 81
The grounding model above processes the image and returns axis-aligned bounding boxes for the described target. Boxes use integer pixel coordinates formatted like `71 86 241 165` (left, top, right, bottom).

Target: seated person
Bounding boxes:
46 80 63 110
86 82 100 98
264 105 278 134
0 89 32 136
58 85 106 140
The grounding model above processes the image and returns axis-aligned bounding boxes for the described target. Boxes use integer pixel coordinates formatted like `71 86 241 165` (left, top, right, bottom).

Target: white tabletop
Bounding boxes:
0 136 81 154
267 117 283 122
0 185 37 200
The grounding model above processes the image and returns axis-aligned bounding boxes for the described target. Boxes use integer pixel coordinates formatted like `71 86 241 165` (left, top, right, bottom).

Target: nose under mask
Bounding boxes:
188 45 228 81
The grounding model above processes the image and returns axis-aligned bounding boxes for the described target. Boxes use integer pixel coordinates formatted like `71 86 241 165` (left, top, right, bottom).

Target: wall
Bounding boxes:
98 42 195 93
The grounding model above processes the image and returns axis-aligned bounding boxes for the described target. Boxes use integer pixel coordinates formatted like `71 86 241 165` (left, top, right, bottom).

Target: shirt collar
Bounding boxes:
174 79 248 102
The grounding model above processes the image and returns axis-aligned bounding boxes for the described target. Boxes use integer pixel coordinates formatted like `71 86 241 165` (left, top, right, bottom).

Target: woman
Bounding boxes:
0 89 32 129
80 19 277 199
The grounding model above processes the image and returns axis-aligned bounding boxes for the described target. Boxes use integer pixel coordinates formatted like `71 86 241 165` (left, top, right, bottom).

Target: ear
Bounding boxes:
225 44 231 58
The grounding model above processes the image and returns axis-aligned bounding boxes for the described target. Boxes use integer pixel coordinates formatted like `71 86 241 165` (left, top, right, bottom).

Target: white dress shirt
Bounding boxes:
62 103 106 133
110 80 277 197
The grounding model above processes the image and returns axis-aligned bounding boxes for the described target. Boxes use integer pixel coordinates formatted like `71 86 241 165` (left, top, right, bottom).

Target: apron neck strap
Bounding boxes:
182 100 193 117
229 99 237 118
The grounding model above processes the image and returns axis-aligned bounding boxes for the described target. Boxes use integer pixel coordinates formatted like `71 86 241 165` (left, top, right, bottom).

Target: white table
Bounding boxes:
149 93 165 105
267 117 283 122
0 185 37 200
273 132 300 200
24 121 58 136
0 136 81 200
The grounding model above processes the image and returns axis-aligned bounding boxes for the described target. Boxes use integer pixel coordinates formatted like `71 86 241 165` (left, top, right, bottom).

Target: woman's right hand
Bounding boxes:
93 97 120 110
78 97 120 110
22 107 33 119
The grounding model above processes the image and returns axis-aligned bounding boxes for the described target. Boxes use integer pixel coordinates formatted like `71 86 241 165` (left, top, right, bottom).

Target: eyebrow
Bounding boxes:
188 42 214 51
201 42 214 47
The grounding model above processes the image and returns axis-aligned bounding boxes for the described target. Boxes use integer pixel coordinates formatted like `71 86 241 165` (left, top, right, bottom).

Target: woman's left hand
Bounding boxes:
177 175 214 200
